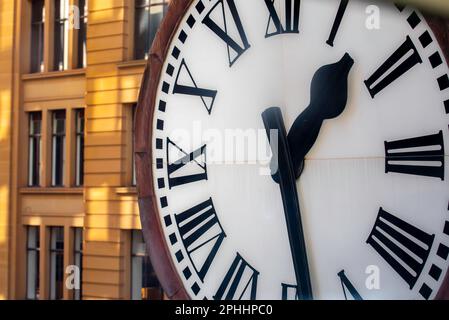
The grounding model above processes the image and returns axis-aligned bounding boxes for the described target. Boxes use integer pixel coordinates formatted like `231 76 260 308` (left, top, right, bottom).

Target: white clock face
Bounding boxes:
149 0 449 300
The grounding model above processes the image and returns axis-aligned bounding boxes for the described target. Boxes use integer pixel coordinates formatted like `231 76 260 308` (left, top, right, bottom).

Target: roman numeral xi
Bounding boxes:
264 0 301 38
365 36 422 98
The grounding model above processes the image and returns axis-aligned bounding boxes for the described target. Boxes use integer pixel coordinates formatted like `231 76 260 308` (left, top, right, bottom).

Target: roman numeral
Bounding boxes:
167 138 207 189
364 36 422 98
173 59 218 115
214 253 259 300
203 0 250 67
264 0 301 38
367 208 435 289
337 270 363 300
385 131 445 180
281 283 299 300
326 0 348 47
175 198 226 282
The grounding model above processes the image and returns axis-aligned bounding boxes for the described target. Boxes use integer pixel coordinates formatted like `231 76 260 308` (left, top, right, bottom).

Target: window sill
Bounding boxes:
22 68 86 81
115 187 137 195
117 59 147 69
20 187 84 195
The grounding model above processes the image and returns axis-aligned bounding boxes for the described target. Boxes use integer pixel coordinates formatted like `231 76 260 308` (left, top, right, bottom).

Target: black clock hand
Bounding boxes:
272 53 354 183
263 107 313 300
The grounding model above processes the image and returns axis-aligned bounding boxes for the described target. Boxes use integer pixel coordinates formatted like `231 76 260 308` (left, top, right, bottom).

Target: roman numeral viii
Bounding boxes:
203 0 250 67
167 139 207 189
214 253 259 300
175 198 226 282
385 131 445 180
367 208 435 289
365 36 422 98
264 0 301 38
337 270 363 300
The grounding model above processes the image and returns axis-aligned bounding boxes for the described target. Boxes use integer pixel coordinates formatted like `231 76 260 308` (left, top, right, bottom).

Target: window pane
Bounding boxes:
31 0 45 73
52 111 66 187
77 0 88 68
50 227 64 300
131 230 163 300
28 112 42 187
74 228 83 300
134 1 169 60
27 226 40 300
75 109 85 186
54 0 69 71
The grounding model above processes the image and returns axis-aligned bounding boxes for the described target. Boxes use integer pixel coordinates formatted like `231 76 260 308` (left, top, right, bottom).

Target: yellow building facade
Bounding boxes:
0 0 167 300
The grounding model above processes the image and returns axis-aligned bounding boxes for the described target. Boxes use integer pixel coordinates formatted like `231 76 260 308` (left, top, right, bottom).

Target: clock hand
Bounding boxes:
272 53 354 183
262 107 313 300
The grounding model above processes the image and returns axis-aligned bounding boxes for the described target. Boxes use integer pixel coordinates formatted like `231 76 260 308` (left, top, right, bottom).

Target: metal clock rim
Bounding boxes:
135 0 449 300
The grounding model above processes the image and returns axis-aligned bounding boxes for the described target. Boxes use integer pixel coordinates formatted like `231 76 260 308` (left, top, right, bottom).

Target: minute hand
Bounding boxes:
263 107 313 300
288 53 354 180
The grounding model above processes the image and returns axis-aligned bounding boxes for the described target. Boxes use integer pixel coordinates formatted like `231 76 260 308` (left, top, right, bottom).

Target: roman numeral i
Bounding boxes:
367 208 435 289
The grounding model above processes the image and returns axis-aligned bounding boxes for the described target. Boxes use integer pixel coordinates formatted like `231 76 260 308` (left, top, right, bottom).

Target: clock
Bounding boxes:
135 0 449 300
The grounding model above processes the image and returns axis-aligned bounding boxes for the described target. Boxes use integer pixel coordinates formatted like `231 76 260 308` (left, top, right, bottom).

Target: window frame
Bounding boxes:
28 112 42 187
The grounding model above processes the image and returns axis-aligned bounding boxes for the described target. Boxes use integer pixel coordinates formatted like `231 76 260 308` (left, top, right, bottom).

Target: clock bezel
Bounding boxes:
134 0 449 300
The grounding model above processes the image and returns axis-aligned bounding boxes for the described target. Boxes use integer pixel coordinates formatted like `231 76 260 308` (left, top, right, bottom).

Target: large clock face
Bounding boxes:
145 0 449 300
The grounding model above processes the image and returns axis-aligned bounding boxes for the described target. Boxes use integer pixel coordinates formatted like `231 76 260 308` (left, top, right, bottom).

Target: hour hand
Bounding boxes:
272 53 354 183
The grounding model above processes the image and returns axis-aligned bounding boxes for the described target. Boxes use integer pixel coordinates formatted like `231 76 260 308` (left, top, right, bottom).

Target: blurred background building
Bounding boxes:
0 0 169 300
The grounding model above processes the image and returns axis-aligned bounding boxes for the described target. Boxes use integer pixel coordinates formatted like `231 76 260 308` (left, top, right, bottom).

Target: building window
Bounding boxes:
75 109 85 186
26 226 40 300
54 0 70 71
52 110 66 187
73 228 83 300
132 105 137 186
134 0 169 60
31 0 45 73
77 0 88 68
50 227 64 300
28 112 42 187
131 230 163 300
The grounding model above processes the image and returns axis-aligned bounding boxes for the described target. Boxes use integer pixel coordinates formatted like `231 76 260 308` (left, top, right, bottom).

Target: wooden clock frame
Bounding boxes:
134 0 449 300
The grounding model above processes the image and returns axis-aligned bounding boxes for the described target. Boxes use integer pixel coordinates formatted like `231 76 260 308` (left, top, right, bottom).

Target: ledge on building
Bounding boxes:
115 187 137 195
117 59 147 70
20 187 84 195
22 68 86 81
